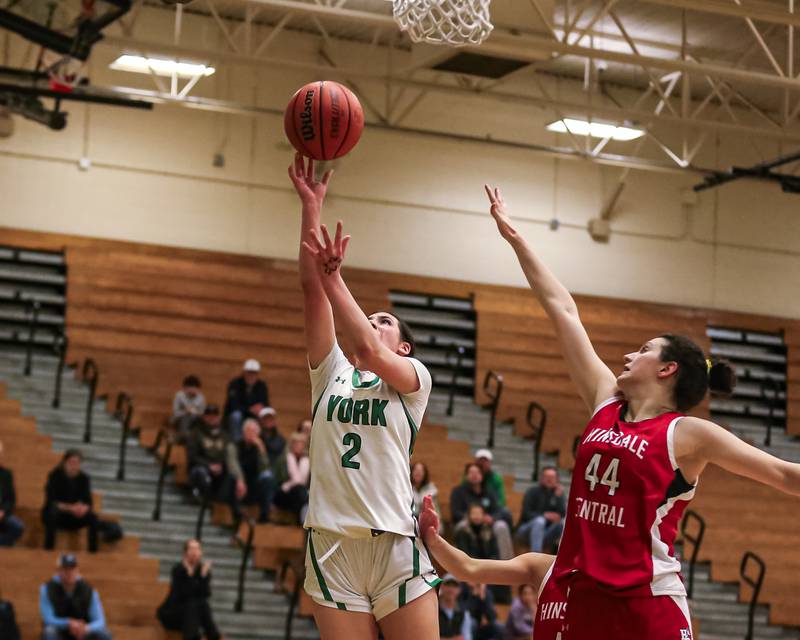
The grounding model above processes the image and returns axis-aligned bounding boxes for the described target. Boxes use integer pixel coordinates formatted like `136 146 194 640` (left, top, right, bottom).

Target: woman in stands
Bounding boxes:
288 153 440 640
417 185 800 640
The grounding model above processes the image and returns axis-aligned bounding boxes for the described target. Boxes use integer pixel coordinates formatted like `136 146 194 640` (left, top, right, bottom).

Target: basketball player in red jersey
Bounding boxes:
418 185 800 640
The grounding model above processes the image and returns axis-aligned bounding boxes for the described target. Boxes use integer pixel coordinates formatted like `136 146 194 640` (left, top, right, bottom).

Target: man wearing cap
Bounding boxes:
473 450 506 508
39 554 111 640
257 407 286 464
438 574 472 640
224 359 270 442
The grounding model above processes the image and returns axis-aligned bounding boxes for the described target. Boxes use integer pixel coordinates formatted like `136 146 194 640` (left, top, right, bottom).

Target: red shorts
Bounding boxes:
562 578 693 640
534 569 567 640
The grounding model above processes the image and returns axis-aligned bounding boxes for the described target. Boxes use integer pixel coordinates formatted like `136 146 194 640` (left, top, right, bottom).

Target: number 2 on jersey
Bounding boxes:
584 453 620 496
341 432 362 469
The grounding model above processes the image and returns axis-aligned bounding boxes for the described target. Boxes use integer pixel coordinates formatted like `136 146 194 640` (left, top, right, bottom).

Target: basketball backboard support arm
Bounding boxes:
0 0 132 61
693 150 800 194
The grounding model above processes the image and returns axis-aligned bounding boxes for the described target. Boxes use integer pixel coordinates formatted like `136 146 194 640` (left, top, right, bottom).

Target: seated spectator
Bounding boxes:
450 463 513 559
0 440 24 546
42 450 98 553
0 591 20 640
296 418 312 438
40 553 111 640
157 539 220 640
454 504 499 560
187 405 238 517
411 462 442 532
224 359 269 442
460 582 504 640
515 465 565 553
170 375 206 442
439 574 472 640
273 433 310 523
257 407 286 464
473 449 506 507
505 584 536 640
232 419 275 524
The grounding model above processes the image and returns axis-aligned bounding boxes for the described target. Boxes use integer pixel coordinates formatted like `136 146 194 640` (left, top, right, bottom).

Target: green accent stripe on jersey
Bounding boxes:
397 394 418 456
422 576 443 588
308 533 346 610
399 581 407 608
311 383 329 421
412 537 421 577
352 369 381 389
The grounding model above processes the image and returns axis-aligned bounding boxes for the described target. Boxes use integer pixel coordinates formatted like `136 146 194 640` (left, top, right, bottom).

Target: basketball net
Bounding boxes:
389 0 493 47
43 52 88 93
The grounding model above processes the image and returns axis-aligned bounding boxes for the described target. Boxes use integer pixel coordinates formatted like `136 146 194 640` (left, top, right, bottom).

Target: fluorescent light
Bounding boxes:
110 55 215 78
546 118 644 141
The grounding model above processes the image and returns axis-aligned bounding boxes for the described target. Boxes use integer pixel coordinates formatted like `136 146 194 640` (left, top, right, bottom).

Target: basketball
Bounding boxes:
284 81 365 161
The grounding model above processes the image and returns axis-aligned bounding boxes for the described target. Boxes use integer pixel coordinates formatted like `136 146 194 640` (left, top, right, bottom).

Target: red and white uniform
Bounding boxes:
549 398 696 640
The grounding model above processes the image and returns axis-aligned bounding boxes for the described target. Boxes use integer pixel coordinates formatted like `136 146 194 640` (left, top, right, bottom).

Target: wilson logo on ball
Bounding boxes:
284 80 364 161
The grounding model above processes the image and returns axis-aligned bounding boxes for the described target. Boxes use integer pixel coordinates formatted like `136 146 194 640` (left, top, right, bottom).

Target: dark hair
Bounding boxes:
659 334 736 412
183 375 201 388
410 461 430 488
540 465 558 476
464 462 483 479
518 584 535 596
184 538 200 552
372 311 416 357
61 449 83 465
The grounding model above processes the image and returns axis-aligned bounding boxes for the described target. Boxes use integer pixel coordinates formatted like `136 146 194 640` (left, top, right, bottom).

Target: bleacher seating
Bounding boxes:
1 224 799 632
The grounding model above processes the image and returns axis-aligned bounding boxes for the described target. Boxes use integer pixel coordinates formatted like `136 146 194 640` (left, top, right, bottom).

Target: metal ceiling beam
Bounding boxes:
637 0 800 28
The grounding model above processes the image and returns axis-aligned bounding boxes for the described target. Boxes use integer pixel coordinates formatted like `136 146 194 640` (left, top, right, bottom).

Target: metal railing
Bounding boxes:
51 331 67 409
525 401 547 481
151 429 174 522
760 377 781 447
23 299 41 376
235 517 256 612
81 359 99 444
114 392 134 481
482 370 504 449
740 551 766 640
445 344 466 416
680 510 706 599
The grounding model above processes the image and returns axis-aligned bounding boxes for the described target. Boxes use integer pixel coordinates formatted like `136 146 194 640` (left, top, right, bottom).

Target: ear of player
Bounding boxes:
284 80 365 161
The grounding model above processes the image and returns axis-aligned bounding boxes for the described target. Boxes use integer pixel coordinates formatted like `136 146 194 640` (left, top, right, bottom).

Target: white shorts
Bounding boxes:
304 528 440 620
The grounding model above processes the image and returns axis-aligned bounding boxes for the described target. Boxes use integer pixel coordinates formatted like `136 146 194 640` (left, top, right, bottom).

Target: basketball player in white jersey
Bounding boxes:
289 154 440 640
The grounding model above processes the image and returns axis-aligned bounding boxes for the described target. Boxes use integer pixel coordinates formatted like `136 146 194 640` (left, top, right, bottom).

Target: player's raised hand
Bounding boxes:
302 220 351 276
484 184 520 243
289 152 333 209
418 495 440 545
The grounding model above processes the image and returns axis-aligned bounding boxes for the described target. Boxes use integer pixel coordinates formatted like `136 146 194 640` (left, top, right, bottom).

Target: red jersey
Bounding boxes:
552 398 695 597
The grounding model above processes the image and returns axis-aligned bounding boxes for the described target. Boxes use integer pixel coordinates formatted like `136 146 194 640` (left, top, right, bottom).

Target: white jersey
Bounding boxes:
304 343 432 538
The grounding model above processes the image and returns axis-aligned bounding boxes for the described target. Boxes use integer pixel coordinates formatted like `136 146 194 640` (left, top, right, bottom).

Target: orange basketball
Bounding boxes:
284 81 365 161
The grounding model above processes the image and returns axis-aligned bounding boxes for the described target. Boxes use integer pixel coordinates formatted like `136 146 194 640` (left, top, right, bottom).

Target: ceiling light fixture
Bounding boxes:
110 55 215 78
546 118 644 141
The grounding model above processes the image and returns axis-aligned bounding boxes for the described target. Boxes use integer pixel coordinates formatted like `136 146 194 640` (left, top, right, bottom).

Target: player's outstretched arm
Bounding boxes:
289 153 335 368
303 221 421 395
419 496 554 588
484 185 617 413
675 417 800 495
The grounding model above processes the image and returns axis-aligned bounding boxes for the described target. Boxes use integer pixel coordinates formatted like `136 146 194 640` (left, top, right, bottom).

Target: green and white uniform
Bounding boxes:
303 342 439 618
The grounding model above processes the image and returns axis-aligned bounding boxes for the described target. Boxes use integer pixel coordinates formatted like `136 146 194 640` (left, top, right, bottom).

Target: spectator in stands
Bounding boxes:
438 574 472 640
272 433 310 523
411 462 442 532
450 463 513 559
454 504 499 560
460 582 504 640
473 449 506 507
224 359 269 442
187 405 239 516
295 418 312 438
40 553 111 640
0 590 20 640
232 419 275 524
0 440 24 547
170 375 206 442
42 450 99 553
157 539 220 640
505 584 536 640
515 465 565 553
257 407 286 464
